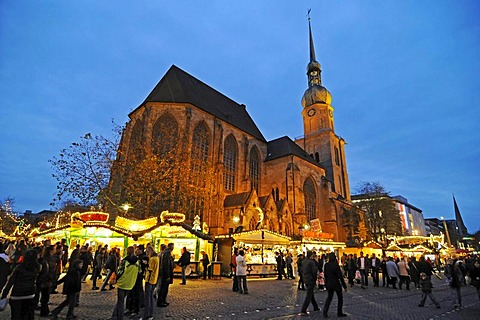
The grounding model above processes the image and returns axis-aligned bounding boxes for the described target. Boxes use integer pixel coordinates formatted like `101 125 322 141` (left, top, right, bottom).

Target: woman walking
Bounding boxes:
1 249 41 320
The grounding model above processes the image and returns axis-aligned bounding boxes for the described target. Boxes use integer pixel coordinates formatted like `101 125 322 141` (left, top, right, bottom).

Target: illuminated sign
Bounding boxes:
160 211 186 223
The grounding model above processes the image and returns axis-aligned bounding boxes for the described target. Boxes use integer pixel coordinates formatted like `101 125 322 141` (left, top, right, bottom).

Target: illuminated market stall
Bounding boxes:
292 230 346 258
216 229 291 277
30 211 213 277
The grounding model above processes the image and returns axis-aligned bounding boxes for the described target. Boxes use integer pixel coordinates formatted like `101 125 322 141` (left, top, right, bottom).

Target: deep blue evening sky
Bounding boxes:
1 2 479 232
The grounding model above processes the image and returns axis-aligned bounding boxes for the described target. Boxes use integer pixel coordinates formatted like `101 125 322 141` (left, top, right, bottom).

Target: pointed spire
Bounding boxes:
308 11 316 63
306 10 322 87
453 195 468 236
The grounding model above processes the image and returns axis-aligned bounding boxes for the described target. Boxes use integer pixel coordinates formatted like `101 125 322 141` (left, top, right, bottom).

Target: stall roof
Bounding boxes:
216 229 291 245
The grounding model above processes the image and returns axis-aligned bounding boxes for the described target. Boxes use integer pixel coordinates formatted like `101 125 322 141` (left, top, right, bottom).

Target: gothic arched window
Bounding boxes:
191 122 210 184
224 135 238 191
152 113 178 157
303 178 317 221
128 121 145 162
249 147 260 193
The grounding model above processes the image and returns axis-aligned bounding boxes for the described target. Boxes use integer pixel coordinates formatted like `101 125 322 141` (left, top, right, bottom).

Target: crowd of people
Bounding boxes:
293 250 480 316
1 237 480 319
0 238 194 320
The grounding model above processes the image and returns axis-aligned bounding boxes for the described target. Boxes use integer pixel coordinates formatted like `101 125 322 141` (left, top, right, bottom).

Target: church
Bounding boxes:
108 19 353 242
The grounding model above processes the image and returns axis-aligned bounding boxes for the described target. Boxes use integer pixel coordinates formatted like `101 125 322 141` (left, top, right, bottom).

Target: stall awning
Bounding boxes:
216 229 291 245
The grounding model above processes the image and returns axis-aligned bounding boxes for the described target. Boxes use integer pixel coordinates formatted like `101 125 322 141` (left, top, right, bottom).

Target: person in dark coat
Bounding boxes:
418 272 440 308
297 254 306 290
1 249 41 320
276 252 285 280
34 246 55 317
200 250 210 280
370 253 381 287
346 254 357 287
300 251 320 315
101 248 118 291
177 247 191 285
157 243 174 307
0 243 12 294
408 256 420 289
469 260 480 301
50 259 83 319
323 252 348 318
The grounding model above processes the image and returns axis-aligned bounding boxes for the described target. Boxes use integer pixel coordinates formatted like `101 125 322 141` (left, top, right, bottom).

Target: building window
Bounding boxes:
191 122 210 185
334 147 340 166
224 135 238 191
303 178 316 221
152 113 178 157
249 147 260 193
315 152 320 162
128 121 145 162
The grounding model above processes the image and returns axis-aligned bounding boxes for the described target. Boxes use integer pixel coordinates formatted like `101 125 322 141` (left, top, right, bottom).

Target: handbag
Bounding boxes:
0 298 8 311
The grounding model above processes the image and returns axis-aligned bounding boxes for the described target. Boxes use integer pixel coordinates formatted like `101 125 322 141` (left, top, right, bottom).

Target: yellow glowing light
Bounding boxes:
115 216 157 231
160 211 186 223
232 216 240 224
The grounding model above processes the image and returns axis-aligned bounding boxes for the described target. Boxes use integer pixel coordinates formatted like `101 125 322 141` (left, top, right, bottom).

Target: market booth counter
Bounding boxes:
216 229 292 277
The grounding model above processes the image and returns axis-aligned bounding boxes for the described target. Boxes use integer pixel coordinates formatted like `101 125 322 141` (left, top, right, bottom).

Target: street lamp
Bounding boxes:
122 203 132 215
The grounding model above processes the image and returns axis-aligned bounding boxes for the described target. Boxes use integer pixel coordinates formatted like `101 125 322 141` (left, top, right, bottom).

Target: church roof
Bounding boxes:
137 65 266 142
224 191 252 208
265 136 321 167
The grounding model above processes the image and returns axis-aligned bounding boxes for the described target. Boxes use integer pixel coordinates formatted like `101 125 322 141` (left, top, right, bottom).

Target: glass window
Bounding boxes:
303 178 317 221
224 135 238 191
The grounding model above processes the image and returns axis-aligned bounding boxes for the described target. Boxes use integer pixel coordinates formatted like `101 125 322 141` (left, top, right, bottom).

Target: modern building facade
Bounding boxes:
107 19 353 241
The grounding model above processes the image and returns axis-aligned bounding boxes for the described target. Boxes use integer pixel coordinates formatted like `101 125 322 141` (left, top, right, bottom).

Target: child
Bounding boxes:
50 259 83 319
418 272 440 308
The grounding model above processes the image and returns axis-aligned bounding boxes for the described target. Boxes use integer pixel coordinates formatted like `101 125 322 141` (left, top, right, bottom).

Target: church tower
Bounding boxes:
297 16 350 200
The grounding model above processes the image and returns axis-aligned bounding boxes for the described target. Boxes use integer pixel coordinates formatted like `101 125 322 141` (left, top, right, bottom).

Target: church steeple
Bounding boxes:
298 11 350 201
302 13 331 108
307 14 322 87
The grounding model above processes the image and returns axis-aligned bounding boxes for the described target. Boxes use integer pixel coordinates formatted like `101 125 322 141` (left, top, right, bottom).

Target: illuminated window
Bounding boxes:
249 147 260 193
303 178 317 221
152 113 178 157
224 135 238 191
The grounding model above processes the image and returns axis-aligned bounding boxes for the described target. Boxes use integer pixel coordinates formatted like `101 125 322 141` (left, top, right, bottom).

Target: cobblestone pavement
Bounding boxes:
0 275 478 319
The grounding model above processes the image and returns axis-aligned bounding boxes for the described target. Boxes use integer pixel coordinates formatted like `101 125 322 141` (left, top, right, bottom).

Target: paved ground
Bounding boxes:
0 274 478 319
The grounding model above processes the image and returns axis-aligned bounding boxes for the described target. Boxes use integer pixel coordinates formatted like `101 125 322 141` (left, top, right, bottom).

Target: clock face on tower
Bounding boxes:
328 110 333 117
307 108 316 117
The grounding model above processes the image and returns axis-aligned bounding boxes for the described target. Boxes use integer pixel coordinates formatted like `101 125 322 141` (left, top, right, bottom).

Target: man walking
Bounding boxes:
323 252 348 318
370 253 380 287
300 251 320 315
357 251 369 288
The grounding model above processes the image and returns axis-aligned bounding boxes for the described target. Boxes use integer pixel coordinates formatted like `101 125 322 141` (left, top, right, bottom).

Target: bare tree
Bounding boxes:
354 181 403 241
49 121 122 208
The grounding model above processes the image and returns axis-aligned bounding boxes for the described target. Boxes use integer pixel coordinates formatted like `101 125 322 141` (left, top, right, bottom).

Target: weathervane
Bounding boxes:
307 8 311 20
